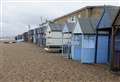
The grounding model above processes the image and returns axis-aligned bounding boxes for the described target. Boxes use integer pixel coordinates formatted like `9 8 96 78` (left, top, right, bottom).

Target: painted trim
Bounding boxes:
107 31 111 64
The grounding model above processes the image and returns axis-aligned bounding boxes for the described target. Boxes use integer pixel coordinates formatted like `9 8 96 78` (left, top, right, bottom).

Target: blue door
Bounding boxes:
81 36 96 64
96 36 109 64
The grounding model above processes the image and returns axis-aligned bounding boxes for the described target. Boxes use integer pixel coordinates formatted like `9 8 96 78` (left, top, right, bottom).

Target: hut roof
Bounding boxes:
98 6 119 29
49 23 64 32
78 18 97 34
63 23 76 33
66 23 76 33
113 9 120 26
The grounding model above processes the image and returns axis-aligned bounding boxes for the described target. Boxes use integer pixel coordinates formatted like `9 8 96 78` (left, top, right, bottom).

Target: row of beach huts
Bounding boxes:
15 6 120 72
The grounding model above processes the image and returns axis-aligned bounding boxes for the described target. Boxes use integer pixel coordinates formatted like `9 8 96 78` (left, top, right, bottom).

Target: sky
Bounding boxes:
0 0 120 37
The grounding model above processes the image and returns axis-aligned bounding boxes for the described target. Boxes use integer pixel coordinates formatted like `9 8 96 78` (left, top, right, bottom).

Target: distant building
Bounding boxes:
52 6 108 24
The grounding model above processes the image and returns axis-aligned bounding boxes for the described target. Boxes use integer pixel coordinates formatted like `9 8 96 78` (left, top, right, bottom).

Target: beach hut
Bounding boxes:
111 9 120 71
112 31 120 71
35 28 40 46
45 23 64 52
62 22 76 58
34 28 38 45
23 32 28 42
15 34 24 42
33 29 37 44
96 6 119 64
71 19 82 61
71 18 97 63
96 6 120 71
81 19 97 64
28 29 34 43
35 25 46 47
39 26 46 47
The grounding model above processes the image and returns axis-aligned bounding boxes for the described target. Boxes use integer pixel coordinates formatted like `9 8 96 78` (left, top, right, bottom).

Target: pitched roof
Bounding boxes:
98 6 119 28
113 9 120 26
63 22 76 33
49 23 64 31
66 23 76 33
78 18 97 34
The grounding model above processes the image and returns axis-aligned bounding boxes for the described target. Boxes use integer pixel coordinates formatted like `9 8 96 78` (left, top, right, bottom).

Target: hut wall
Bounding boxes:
36 28 41 46
63 33 71 45
33 30 37 44
23 32 28 42
46 32 62 46
28 30 34 43
114 32 120 70
38 34 42 46
62 33 72 58
38 33 46 47
71 34 82 61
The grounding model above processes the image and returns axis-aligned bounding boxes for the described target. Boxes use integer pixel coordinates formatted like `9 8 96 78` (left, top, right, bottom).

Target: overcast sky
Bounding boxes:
0 0 120 37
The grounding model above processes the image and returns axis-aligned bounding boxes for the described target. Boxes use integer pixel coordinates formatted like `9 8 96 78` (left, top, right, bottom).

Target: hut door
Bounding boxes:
81 36 96 64
96 36 109 64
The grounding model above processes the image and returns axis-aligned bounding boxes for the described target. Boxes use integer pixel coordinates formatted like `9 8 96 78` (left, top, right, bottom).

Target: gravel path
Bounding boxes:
0 42 120 82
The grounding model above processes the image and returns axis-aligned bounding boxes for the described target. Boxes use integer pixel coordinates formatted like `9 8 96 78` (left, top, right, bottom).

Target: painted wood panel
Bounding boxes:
71 45 81 61
96 36 109 64
71 35 82 61
81 36 96 64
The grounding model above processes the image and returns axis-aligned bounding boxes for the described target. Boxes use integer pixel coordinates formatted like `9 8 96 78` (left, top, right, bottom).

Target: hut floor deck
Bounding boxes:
0 42 120 82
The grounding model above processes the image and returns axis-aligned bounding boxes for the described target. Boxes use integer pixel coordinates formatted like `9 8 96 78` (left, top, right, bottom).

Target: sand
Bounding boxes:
0 42 119 82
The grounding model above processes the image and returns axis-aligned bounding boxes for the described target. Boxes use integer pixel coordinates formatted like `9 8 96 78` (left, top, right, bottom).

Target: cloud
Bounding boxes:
1 0 120 37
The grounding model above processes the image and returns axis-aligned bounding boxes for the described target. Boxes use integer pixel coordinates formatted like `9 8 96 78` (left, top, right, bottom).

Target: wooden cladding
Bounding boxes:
111 25 120 71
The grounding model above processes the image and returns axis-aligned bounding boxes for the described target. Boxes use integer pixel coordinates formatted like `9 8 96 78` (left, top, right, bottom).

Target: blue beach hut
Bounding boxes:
96 6 119 64
62 22 76 58
71 19 82 61
71 17 98 63
80 18 96 64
